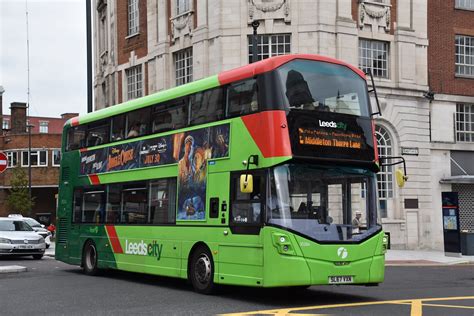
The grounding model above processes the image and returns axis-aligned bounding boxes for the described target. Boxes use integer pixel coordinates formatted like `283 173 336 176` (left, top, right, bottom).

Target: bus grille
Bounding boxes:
61 167 70 182
56 218 68 244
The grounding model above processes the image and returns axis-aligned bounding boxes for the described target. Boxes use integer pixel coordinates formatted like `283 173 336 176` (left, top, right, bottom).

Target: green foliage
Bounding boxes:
6 166 34 215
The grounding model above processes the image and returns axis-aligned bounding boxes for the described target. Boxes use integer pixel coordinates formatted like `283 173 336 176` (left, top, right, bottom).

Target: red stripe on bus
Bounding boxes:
105 225 123 254
80 148 88 153
71 117 80 126
241 111 292 158
218 54 366 85
89 174 100 185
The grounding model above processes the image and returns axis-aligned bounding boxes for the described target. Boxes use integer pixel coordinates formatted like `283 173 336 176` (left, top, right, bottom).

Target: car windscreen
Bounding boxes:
24 218 42 227
0 220 34 231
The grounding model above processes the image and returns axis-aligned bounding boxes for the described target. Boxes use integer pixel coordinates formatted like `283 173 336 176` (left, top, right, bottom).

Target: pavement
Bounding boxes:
385 249 474 265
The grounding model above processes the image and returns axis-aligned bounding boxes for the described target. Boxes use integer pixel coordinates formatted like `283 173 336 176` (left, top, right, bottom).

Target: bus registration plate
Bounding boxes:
328 276 353 284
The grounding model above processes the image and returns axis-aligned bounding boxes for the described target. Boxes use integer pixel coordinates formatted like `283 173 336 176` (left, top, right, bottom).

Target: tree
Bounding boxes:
6 166 34 215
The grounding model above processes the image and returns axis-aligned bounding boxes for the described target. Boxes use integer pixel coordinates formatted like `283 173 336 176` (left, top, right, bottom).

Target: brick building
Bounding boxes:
92 0 473 250
0 88 77 223
427 0 474 244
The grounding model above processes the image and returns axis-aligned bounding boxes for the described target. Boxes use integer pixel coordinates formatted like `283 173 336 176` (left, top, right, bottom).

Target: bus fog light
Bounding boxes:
283 245 289 252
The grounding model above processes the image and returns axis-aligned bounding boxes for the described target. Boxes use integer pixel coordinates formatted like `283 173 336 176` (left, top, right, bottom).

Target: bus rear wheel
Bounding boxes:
82 241 100 276
190 246 215 294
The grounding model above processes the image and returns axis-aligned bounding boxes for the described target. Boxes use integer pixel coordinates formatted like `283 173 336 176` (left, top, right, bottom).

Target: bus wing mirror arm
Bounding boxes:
379 156 408 187
366 70 382 117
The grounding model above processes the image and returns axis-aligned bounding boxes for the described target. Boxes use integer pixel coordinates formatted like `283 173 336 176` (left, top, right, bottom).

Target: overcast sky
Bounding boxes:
0 0 88 118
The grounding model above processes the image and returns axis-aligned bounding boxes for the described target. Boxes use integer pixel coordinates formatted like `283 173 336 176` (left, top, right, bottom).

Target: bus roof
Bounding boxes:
67 54 366 128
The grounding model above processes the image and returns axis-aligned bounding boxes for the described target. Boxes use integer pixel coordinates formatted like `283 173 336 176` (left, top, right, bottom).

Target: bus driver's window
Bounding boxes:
230 174 262 224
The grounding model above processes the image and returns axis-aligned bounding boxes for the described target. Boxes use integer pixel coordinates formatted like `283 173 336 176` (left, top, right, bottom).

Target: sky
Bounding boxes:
0 0 88 118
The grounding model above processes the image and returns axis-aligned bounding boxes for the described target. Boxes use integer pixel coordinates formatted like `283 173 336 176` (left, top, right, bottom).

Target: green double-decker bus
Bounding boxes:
56 54 388 293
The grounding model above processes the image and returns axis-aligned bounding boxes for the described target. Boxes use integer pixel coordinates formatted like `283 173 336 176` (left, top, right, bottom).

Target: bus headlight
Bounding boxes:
272 233 296 256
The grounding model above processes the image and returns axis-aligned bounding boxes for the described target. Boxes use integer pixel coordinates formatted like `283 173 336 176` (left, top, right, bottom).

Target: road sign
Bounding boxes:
0 152 7 173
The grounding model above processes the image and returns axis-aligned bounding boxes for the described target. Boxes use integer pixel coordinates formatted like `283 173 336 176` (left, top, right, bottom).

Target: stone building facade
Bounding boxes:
0 89 78 223
92 0 474 250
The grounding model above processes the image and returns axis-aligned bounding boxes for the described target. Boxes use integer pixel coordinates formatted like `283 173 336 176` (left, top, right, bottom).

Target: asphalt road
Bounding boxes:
0 256 473 315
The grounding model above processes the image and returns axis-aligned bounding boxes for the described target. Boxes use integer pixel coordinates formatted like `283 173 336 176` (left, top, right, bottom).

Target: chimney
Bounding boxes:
10 102 27 134
61 113 79 120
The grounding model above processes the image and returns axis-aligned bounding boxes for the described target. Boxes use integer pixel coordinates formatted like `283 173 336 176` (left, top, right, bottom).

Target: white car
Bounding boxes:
8 215 51 248
0 217 46 259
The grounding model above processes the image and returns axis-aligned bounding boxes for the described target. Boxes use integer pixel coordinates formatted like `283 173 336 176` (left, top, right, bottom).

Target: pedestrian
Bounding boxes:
352 211 362 233
47 223 56 238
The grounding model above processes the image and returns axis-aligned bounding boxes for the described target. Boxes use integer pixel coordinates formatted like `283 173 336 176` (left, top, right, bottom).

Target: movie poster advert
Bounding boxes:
107 142 141 172
80 148 108 175
177 124 230 220
79 123 230 188
140 136 174 167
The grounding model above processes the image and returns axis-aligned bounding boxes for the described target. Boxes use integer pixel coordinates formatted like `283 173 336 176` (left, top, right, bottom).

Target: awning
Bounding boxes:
440 175 474 184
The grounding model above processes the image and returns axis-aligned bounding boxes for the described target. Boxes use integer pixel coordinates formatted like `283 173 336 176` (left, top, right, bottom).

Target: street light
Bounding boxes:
251 20 260 64
27 123 34 217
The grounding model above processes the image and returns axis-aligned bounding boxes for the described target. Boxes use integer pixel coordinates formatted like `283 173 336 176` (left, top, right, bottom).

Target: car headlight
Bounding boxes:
38 237 45 243
0 238 11 244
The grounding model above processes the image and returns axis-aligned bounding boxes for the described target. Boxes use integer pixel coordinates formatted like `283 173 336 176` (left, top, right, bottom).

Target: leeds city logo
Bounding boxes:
124 239 163 261
337 247 348 259
318 120 347 130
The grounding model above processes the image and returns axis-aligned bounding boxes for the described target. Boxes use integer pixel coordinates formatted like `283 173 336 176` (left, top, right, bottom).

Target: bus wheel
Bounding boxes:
190 246 215 294
82 241 100 276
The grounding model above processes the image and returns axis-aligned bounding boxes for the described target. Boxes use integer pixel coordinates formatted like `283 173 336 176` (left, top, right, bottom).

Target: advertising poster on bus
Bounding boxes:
176 124 230 220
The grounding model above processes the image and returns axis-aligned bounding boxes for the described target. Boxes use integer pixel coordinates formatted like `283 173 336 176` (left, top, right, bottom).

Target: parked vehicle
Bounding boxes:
8 215 51 248
0 217 46 259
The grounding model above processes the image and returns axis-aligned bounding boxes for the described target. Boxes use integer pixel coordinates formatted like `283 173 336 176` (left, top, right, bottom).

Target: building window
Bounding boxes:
359 39 389 78
247 34 291 62
456 0 474 10
128 0 139 36
375 125 393 218
22 150 48 167
52 149 61 167
2 119 9 130
7 152 17 168
456 103 474 142
455 35 474 77
39 121 49 133
174 48 193 86
176 0 190 15
126 65 143 100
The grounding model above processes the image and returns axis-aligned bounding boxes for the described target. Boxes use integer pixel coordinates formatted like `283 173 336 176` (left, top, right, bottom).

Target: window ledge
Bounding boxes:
126 32 140 40
455 74 474 80
455 6 474 11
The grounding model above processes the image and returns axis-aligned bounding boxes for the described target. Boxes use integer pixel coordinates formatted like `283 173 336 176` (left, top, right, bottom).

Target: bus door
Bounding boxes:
217 171 264 286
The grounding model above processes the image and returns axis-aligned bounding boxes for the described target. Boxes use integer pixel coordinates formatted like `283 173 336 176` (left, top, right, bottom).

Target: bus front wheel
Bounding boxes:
189 246 215 294
82 240 100 276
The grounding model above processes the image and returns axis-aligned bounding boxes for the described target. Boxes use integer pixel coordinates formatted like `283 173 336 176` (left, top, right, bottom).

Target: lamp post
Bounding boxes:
251 20 260 64
27 123 34 216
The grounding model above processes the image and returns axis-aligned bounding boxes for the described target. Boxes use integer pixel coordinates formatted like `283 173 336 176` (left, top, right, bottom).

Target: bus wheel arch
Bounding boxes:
82 239 101 276
188 242 215 294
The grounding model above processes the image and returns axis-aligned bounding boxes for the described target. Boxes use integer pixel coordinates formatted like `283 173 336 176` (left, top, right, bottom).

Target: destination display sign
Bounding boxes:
287 111 376 166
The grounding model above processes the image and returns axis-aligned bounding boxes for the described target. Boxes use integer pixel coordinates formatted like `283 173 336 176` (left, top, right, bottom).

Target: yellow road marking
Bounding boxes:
410 300 422 316
220 296 474 315
421 303 474 310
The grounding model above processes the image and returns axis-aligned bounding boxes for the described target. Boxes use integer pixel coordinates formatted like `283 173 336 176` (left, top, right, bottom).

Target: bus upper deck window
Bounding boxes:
126 107 150 139
227 79 258 117
67 126 86 151
111 114 126 142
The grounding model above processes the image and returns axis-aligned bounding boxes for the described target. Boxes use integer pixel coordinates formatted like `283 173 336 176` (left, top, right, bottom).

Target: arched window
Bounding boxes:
376 125 393 218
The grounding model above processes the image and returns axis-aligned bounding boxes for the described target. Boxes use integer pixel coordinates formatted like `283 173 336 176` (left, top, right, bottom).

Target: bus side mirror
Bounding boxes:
395 169 408 188
240 174 253 193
